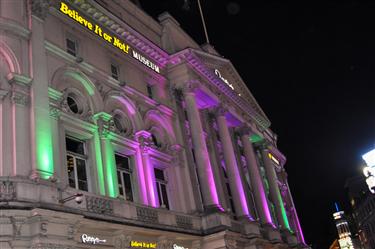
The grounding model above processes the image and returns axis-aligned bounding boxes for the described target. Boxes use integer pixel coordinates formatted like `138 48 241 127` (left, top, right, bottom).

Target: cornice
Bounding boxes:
56 0 169 68
0 17 31 39
170 49 271 130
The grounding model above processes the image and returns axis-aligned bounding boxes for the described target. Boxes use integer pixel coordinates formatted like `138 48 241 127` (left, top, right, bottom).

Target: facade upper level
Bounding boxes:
0 0 307 248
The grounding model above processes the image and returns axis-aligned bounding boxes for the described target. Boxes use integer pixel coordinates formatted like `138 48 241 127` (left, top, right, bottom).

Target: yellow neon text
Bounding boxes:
59 2 130 55
130 241 157 248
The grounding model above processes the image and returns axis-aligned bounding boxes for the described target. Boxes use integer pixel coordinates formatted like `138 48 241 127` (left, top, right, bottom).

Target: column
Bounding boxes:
261 146 290 230
239 127 274 225
135 130 158 207
182 83 220 210
215 107 251 219
29 2 54 179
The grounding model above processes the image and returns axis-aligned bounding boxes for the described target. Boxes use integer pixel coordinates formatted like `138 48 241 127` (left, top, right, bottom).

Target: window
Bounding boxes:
146 84 153 99
113 114 127 134
151 134 161 148
66 38 78 56
111 64 119 80
66 137 88 191
221 165 236 215
115 154 133 201
154 168 169 209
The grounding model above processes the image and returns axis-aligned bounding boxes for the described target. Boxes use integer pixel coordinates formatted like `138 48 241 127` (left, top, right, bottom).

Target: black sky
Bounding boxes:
140 1 375 248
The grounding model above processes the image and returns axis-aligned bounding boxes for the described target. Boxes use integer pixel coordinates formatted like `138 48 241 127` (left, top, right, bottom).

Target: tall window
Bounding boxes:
154 168 169 209
66 38 78 56
146 84 153 99
115 154 133 201
222 165 236 216
111 63 119 80
66 137 88 191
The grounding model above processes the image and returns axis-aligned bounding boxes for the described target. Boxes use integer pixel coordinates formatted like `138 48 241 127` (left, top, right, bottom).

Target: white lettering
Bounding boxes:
81 234 106 244
132 51 160 73
214 69 234 90
173 244 188 249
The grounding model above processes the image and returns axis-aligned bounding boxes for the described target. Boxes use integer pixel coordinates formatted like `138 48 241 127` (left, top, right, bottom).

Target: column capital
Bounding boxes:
236 125 253 137
212 104 229 117
180 79 200 95
31 0 51 20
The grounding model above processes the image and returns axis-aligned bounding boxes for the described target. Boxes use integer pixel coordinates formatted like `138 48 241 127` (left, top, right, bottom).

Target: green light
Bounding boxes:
64 71 95 96
36 118 54 179
94 132 106 195
104 139 118 197
250 134 263 143
278 193 291 230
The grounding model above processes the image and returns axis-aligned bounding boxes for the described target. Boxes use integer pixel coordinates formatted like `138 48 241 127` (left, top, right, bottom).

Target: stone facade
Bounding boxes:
0 0 308 248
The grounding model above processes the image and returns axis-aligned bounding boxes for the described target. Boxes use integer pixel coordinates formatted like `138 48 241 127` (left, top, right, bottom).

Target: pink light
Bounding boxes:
135 148 149 205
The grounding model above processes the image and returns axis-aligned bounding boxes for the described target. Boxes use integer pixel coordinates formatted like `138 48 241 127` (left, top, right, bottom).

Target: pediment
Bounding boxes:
191 49 270 127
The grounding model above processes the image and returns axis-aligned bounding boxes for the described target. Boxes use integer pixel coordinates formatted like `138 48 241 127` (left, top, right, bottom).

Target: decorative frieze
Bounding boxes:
0 181 16 201
10 91 29 106
86 196 113 215
136 206 158 224
175 215 193 229
30 243 75 249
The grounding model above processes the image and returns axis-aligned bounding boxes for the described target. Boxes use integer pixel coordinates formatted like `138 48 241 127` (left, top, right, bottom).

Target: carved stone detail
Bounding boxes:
114 235 132 249
49 106 61 119
10 91 29 106
157 240 173 249
30 243 75 249
40 222 48 236
136 206 158 224
86 196 113 215
175 215 193 229
31 0 51 20
0 181 16 201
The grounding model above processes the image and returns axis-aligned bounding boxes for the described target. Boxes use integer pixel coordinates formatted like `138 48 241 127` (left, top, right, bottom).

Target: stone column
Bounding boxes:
182 82 220 210
239 127 274 225
261 146 290 230
29 1 54 179
214 107 251 219
135 130 159 207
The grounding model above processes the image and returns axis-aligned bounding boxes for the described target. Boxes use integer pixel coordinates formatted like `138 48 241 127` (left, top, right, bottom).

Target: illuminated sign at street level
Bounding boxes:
130 241 157 248
81 234 106 244
59 2 160 74
173 244 189 249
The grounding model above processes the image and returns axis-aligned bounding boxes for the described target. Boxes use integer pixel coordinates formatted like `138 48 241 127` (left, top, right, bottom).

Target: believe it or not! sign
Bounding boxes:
59 2 160 74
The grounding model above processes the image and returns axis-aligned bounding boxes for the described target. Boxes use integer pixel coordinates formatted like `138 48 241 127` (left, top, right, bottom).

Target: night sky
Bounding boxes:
140 1 375 248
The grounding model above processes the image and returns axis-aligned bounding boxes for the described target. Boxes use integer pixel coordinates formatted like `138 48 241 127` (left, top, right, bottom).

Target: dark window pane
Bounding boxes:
230 198 236 214
146 84 153 99
154 168 164 181
111 64 119 80
76 158 87 190
226 182 232 197
67 155 76 188
66 38 76 56
67 96 79 114
115 154 129 170
66 137 85 155
156 183 162 205
124 172 133 201
161 184 169 209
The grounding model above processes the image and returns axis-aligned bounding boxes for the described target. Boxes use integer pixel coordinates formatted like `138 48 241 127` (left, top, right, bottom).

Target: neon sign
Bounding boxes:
173 244 188 249
215 69 234 90
81 234 106 244
130 241 157 248
59 2 160 74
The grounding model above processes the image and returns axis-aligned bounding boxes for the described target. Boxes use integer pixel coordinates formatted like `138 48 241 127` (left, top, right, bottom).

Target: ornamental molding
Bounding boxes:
170 49 271 130
7 73 32 87
31 0 51 20
0 180 16 201
30 243 76 249
86 196 113 215
57 0 168 67
136 206 158 224
10 91 29 106
0 17 31 39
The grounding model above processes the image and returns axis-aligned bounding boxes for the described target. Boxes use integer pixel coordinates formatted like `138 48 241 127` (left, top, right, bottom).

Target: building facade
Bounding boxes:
0 0 307 248
346 176 375 249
